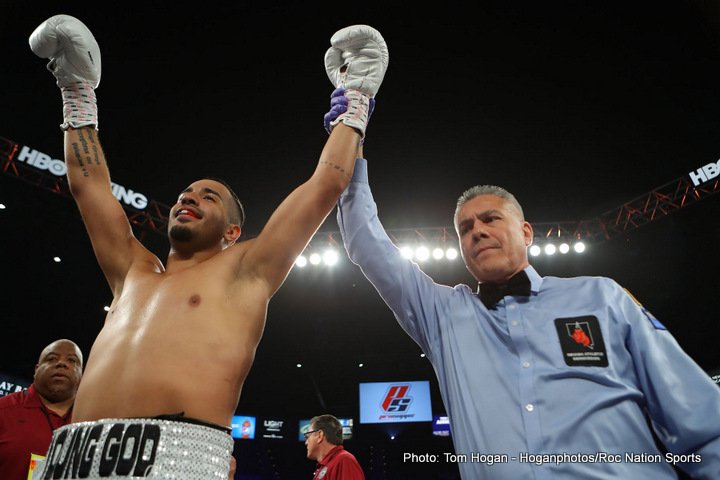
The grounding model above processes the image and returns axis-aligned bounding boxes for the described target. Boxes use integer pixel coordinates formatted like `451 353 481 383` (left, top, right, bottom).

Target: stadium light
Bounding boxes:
296 236 594 267
322 249 339 266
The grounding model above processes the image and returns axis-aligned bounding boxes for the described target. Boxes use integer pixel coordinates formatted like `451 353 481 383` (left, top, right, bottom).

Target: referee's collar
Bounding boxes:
524 265 543 294
475 265 543 308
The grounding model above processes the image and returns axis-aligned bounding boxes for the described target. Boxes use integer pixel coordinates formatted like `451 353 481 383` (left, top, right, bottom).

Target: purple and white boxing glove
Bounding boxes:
323 25 388 138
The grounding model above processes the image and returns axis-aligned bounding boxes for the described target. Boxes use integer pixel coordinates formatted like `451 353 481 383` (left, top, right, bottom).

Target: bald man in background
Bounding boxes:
0 339 83 480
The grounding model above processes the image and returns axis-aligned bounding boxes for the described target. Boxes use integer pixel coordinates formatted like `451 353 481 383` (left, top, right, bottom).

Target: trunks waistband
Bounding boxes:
149 411 232 435
38 417 233 479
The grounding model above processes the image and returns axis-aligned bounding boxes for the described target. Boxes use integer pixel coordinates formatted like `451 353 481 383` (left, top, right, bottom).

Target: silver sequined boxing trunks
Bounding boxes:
37 417 234 479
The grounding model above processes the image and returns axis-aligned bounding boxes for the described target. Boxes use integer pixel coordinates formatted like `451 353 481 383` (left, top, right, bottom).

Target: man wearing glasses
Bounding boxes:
305 414 364 480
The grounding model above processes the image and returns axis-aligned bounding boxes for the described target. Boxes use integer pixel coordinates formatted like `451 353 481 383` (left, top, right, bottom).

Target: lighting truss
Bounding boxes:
3 136 718 249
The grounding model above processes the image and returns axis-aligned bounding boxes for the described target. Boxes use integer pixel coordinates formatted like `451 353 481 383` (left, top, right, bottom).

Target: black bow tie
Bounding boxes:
478 270 531 309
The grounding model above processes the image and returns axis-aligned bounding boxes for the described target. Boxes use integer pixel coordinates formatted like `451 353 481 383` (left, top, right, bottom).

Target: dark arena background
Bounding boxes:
1 2 719 479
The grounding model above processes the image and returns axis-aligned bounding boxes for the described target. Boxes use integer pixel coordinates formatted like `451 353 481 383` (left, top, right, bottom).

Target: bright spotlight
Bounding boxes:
415 246 430 261
400 246 414 259
322 249 339 266
529 245 541 257
358 363 364 368
296 363 302 368
559 243 570 254
0 203 6 209
432 247 444 260
295 255 308 267
309 253 322 265
103 306 110 312
53 256 62 263
574 242 586 253
544 244 556 255
445 247 458 260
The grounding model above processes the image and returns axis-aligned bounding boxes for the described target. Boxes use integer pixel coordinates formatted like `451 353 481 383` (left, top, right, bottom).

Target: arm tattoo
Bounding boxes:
77 129 90 155
72 129 103 176
87 131 101 165
319 160 351 181
71 141 89 177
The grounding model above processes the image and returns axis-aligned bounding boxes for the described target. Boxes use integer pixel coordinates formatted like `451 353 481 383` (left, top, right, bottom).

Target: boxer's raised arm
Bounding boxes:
31 15 156 294
242 25 389 297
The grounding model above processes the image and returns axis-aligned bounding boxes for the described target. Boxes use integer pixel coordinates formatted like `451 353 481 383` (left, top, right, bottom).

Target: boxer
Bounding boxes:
29 14 388 479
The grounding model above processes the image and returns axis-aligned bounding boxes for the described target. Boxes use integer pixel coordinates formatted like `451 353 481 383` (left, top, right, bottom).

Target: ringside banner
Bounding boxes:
359 380 432 424
231 415 256 439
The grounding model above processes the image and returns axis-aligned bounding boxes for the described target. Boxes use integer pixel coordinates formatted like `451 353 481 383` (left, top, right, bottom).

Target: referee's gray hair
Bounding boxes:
454 185 525 227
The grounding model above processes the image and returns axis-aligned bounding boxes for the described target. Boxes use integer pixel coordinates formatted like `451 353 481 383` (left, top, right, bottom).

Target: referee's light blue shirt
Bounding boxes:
337 158 720 480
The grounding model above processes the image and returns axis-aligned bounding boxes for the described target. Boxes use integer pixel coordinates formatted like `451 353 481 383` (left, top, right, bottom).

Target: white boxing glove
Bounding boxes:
324 25 388 96
29 14 101 130
324 25 388 138
30 14 101 88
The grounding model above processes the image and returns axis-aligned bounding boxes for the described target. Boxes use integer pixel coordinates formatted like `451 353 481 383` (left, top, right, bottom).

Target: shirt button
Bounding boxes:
525 404 534 412
511 320 518 327
522 361 530 368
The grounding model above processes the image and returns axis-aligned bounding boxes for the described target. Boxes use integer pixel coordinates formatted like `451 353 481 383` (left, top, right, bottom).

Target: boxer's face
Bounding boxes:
34 340 83 403
168 180 240 248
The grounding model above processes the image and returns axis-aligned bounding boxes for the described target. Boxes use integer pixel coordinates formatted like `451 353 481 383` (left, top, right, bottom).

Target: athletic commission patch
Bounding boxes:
623 288 667 330
554 316 608 367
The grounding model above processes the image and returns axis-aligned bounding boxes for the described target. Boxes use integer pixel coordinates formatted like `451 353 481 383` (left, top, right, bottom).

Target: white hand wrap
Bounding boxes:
29 15 101 130
328 89 372 137
61 82 99 130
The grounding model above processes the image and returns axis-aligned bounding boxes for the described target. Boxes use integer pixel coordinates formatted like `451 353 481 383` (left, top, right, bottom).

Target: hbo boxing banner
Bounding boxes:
708 368 720 386
1 137 150 210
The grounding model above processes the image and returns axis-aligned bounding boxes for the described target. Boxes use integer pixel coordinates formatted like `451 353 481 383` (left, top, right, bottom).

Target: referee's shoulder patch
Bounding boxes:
623 288 666 330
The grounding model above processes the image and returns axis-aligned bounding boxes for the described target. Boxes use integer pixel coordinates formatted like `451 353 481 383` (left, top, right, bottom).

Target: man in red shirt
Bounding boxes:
305 414 365 480
0 339 83 480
